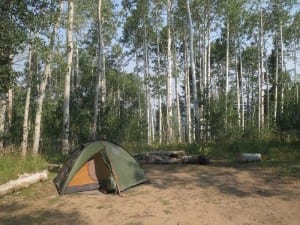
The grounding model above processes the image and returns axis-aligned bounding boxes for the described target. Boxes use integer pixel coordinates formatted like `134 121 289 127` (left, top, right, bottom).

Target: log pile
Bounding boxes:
134 150 209 165
0 170 48 197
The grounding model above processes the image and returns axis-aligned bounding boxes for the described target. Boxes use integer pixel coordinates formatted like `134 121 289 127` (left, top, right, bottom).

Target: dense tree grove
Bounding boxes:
0 0 299 154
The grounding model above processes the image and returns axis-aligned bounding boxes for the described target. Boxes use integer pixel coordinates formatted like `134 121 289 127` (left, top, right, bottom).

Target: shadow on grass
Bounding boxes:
142 162 300 199
0 202 87 225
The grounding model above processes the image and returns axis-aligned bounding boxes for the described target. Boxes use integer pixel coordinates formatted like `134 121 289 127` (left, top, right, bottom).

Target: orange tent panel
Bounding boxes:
68 153 110 187
68 163 96 187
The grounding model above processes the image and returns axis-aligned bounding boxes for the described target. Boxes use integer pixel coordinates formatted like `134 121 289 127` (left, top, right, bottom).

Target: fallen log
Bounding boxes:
134 150 186 161
150 150 186 157
239 153 261 163
182 155 210 165
135 151 209 165
0 170 48 197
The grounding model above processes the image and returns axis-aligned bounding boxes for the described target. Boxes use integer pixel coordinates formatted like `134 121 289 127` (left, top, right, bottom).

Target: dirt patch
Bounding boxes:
0 164 299 225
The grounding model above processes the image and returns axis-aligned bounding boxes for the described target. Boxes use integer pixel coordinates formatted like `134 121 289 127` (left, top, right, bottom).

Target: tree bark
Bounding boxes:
274 41 279 122
294 41 298 104
236 47 241 128
186 0 200 142
62 0 74 155
0 93 6 149
175 74 182 143
184 34 192 143
280 23 284 115
166 0 173 143
258 2 265 131
6 88 12 130
225 18 230 126
239 44 245 130
172 34 182 143
156 25 163 144
92 0 105 140
21 47 33 155
32 2 62 154
143 15 151 145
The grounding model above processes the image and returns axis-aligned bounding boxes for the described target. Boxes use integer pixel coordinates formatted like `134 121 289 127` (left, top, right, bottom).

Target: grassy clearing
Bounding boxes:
1 139 299 185
131 140 300 177
0 152 48 185
201 141 300 177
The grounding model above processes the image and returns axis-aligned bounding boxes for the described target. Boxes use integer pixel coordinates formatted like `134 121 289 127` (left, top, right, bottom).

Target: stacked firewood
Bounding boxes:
134 150 209 165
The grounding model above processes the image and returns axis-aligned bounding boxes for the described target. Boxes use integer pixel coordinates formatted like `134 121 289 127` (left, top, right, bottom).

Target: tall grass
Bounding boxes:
1 136 299 185
0 152 48 184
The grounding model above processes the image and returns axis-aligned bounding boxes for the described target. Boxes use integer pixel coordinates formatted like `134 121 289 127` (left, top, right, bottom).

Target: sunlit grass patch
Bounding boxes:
0 151 48 185
159 199 170 205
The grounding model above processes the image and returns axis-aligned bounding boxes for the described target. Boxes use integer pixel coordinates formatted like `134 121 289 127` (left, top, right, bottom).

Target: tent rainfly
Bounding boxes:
54 140 147 195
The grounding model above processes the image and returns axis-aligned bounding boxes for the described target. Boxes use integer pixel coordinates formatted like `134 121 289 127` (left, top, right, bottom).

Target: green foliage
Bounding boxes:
0 0 59 93
0 0 299 159
277 89 300 131
100 69 147 144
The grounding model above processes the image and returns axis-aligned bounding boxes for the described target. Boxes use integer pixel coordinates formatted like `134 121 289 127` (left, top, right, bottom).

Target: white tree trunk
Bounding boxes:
32 65 51 154
184 35 192 143
263 36 270 128
159 95 163 144
207 26 211 100
281 87 284 114
274 45 279 122
186 0 200 141
62 0 74 155
21 47 33 155
75 39 80 89
294 42 298 104
280 23 284 115
156 29 163 144
32 3 62 154
225 18 230 122
92 0 105 140
236 49 241 128
151 107 155 144
143 18 151 145
92 60 100 139
206 25 211 140
166 0 173 143
172 37 182 143
175 75 182 143
259 3 265 131
0 93 6 149
239 45 245 130
258 55 262 131
6 89 12 130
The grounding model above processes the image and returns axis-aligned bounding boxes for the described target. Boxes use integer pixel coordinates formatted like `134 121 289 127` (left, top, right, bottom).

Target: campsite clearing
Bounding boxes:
0 163 299 225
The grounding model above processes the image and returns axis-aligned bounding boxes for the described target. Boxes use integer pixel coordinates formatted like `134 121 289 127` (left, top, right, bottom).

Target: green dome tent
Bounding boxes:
54 140 147 195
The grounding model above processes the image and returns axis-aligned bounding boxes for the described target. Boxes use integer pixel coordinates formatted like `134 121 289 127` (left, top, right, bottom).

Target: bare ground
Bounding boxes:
0 163 299 225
